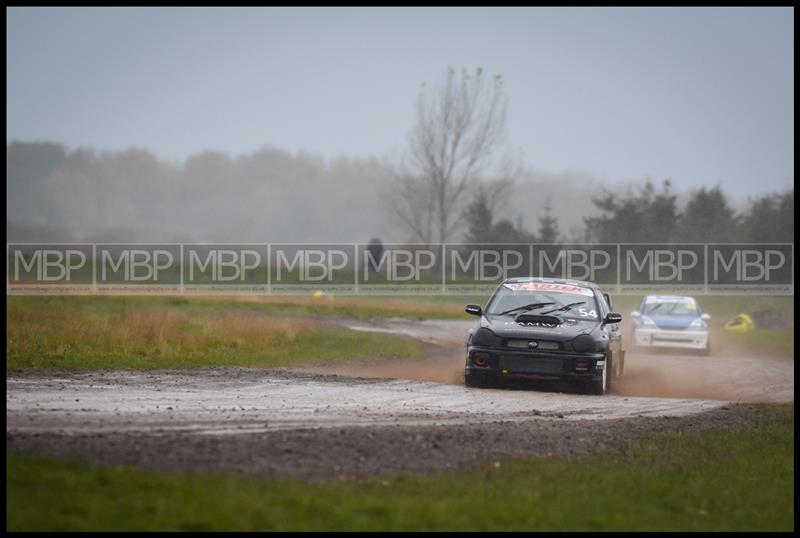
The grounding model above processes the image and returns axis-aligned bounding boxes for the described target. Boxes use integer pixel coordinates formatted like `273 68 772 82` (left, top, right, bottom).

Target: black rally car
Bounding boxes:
464 278 624 394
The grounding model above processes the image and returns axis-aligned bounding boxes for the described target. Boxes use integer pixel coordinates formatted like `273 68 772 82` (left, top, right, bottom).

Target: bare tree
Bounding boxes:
387 170 436 244
481 153 522 215
391 67 512 244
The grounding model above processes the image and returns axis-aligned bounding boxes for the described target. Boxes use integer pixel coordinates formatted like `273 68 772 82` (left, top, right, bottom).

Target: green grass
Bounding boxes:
612 294 794 357
611 294 794 326
7 296 420 370
10 294 470 321
6 405 793 531
723 328 795 358
6 293 793 370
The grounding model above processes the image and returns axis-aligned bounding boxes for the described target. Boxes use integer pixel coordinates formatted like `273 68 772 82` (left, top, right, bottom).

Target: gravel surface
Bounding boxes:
6 317 793 480
7 402 772 480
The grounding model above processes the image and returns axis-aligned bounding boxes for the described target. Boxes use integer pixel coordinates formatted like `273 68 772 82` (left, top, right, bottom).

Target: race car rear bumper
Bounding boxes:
633 328 709 350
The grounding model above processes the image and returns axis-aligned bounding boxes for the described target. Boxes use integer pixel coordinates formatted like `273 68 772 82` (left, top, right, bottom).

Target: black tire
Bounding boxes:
586 357 610 395
606 352 620 386
465 372 489 388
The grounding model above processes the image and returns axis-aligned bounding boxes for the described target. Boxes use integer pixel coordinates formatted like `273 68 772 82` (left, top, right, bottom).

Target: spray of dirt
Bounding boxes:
297 324 793 403
613 326 793 402
614 356 791 402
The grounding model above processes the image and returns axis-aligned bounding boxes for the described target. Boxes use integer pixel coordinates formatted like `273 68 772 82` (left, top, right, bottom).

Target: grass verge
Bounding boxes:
612 294 794 358
7 293 793 369
6 404 793 531
7 296 420 370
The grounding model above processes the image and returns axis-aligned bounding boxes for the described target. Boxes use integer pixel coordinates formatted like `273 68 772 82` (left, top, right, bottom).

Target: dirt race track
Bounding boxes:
6 318 794 479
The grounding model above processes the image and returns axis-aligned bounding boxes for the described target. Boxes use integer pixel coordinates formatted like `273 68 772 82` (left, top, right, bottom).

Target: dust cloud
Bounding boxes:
297 321 793 403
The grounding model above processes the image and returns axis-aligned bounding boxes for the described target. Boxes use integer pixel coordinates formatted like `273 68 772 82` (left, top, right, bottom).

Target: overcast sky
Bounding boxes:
6 7 794 198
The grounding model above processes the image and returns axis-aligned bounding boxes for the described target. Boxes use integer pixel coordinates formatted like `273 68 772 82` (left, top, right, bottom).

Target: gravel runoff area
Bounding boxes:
6 318 793 480
6 368 778 480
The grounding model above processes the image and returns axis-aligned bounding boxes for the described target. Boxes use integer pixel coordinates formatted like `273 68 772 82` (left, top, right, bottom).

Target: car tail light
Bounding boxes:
575 360 589 372
474 354 488 368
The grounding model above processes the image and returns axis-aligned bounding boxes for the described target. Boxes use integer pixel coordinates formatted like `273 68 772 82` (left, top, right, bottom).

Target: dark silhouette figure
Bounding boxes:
366 238 384 273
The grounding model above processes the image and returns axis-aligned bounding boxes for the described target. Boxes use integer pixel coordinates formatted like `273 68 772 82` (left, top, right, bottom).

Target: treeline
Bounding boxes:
6 142 793 244
4 142 617 243
463 179 793 244
6 142 397 243
463 189 560 244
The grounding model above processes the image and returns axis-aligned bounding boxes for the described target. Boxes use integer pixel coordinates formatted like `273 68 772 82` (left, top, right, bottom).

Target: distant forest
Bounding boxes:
465 178 793 244
7 142 793 244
